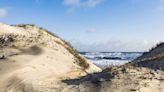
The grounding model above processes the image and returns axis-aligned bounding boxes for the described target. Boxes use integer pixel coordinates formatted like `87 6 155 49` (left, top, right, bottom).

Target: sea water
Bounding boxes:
80 52 143 69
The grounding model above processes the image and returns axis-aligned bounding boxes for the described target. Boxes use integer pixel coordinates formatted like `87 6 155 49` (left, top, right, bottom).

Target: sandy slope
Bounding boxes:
52 44 164 92
58 43 164 92
0 23 101 92
58 65 164 92
1 23 164 92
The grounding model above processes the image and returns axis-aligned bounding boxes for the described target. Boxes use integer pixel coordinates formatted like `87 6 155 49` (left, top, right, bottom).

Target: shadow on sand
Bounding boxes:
134 59 164 71
20 45 43 55
62 71 113 85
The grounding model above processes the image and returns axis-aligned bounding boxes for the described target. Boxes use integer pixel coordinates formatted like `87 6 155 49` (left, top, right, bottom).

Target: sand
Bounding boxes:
0 23 163 92
0 23 101 92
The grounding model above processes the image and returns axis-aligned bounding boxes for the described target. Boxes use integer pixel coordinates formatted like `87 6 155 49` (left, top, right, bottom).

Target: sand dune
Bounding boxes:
0 23 164 92
0 23 101 92
57 43 164 92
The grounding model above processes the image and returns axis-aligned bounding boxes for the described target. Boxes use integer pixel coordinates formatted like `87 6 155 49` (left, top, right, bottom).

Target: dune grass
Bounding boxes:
13 24 90 69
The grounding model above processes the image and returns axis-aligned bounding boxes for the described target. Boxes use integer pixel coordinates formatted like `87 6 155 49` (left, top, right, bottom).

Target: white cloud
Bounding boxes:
63 0 104 11
64 0 80 6
71 40 158 52
86 0 103 8
0 8 7 18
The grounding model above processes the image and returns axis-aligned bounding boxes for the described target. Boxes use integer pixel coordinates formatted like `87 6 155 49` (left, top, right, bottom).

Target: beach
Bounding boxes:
0 23 164 92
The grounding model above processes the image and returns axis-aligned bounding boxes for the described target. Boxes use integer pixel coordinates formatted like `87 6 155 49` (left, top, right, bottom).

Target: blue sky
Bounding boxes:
0 0 164 52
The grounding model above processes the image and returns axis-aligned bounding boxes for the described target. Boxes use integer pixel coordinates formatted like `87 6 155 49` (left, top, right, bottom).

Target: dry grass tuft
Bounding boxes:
55 41 89 70
10 24 90 69
0 34 14 47
37 26 90 70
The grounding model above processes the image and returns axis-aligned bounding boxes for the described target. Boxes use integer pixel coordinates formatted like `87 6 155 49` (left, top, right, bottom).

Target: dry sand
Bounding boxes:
0 23 101 92
0 23 164 92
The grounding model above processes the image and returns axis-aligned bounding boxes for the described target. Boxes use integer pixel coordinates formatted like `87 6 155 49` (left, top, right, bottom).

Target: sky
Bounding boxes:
0 0 164 52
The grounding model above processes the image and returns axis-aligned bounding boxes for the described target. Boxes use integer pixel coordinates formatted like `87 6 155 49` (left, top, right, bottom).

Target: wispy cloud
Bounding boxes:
86 28 97 33
64 0 103 7
0 8 7 18
71 40 158 52
64 0 80 6
63 0 104 12
86 0 103 8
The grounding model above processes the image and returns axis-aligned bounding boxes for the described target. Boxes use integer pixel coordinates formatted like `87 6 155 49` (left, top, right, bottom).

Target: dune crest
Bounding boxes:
0 23 101 92
57 43 164 92
1 23 163 92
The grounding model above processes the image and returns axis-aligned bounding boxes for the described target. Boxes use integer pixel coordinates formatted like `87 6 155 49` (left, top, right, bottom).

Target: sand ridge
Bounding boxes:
0 23 163 92
0 23 101 92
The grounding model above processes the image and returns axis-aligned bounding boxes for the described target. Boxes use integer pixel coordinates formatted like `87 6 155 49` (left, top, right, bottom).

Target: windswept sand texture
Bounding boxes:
59 43 164 92
57 43 164 92
0 23 164 92
0 23 101 92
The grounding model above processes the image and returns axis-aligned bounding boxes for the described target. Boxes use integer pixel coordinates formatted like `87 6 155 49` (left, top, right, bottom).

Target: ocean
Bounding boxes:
80 52 143 69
